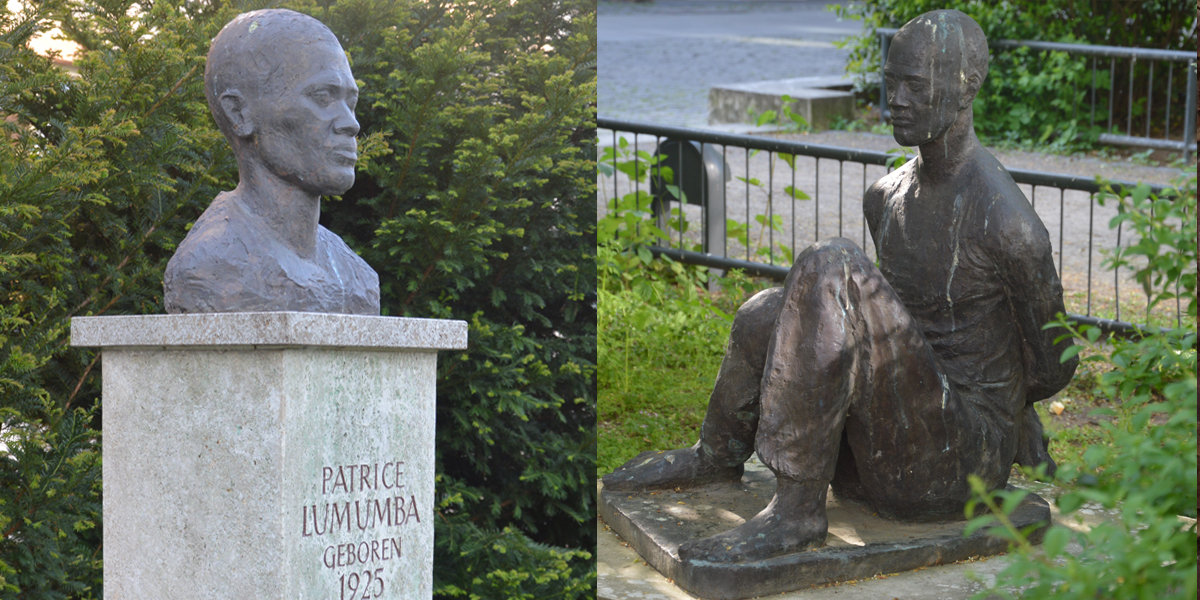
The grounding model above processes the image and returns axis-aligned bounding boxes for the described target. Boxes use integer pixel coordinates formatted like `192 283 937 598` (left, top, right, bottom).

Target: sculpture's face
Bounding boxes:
253 40 360 196
884 33 962 148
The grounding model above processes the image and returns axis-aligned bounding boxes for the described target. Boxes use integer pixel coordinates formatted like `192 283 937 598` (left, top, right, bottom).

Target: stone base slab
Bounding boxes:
599 459 1050 600
708 76 856 129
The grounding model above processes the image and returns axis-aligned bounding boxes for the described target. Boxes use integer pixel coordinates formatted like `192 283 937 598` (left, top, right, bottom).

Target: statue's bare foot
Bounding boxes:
601 445 743 491
677 478 828 563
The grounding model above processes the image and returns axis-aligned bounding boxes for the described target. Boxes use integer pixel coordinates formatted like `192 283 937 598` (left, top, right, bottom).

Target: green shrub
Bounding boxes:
966 176 1197 599
1 2 234 596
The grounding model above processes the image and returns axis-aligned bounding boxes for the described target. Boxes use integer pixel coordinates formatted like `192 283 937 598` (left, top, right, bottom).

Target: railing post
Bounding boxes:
700 143 727 281
1184 59 1196 164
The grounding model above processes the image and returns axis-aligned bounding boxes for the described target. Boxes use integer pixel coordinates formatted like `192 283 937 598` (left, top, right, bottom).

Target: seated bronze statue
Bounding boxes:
603 9 1078 563
164 9 380 315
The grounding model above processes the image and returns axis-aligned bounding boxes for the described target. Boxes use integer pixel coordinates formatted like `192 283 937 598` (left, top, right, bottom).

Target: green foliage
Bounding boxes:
1 1 235 596
1 0 596 596
966 175 1197 599
833 0 1196 149
597 139 771 474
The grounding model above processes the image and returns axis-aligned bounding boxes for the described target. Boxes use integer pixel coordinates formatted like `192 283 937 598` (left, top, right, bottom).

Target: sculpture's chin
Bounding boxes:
316 168 356 196
891 127 931 148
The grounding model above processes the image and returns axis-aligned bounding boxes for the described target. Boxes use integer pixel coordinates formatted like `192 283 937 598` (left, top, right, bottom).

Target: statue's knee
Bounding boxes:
794 238 868 274
732 288 782 343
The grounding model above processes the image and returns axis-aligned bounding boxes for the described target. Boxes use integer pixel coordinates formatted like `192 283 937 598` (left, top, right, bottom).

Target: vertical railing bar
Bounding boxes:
700 142 707 255
791 155 797 262
768 151 775 266
651 135 661 244
635 133 644 239
1087 192 1094 317
1184 60 1196 164
815 157 820 243
1058 188 1064 278
745 149 750 262
1165 63 1173 141
677 139 685 249
1108 57 1115 133
1031 184 1037 212
1090 57 1096 129
1126 57 1134 136
722 145 728 257
862 164 868 255
611 129 618 211
838 161 844 238
1145 61 1153 140
1115 219 1122 322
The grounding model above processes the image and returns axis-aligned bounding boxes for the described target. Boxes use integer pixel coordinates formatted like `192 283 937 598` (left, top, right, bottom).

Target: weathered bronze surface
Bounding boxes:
164 9 379 315
602 9 1077 564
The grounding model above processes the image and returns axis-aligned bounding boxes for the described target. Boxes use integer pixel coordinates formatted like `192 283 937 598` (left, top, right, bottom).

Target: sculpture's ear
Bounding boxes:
959 72 982 110
219 90 254 138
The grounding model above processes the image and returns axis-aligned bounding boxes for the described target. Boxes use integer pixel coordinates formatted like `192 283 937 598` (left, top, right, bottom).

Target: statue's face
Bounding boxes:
253 40 360 196
884 34 962 148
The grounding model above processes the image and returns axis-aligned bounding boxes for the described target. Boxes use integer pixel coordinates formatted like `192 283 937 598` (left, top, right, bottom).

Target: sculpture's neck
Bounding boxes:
916 107 980 185
233 162 321 260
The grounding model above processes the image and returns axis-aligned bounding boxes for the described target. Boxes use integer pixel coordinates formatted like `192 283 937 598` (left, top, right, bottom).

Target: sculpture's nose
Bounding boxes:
334 102 359 137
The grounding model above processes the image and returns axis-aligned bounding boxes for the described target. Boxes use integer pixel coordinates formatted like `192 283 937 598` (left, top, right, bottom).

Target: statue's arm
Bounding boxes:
991 201 1078 402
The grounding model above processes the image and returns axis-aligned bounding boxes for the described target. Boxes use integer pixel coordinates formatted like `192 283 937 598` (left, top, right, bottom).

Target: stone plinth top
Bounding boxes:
71 312 467 351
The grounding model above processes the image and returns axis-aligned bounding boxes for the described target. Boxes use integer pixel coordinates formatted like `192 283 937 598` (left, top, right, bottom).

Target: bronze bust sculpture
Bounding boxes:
164 9 380 315
603 9 1077 563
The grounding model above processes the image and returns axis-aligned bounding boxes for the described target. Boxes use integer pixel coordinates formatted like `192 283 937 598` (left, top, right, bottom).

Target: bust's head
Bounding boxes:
885 10 988 147
205 9 360 197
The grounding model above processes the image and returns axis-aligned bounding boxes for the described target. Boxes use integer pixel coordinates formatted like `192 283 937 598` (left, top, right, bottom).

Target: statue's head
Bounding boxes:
205 9 359 196
885 10 988 147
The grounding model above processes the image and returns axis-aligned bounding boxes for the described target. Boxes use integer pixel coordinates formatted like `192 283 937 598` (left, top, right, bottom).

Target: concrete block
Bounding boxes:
72 312 467 600
708 76 856 130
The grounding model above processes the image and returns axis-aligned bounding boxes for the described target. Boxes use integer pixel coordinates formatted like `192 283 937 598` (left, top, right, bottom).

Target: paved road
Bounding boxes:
598 0 861 126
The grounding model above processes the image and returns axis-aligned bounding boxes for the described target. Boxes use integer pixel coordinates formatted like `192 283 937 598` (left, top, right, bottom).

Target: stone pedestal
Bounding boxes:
71 312 467 600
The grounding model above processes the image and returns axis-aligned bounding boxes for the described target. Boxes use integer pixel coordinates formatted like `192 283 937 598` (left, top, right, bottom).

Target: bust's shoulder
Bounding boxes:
317 226 380 290
164 195 274 313
960 150 1050 253
172 194 258 259
865 159 917 211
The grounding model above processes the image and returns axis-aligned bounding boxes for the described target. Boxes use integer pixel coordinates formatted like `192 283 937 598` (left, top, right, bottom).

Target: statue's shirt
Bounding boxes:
866 148 1073 436
164 193 381 315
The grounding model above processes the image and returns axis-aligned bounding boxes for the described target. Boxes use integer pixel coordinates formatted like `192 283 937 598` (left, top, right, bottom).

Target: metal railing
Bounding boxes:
598 117 1189 336
877 29 1197 162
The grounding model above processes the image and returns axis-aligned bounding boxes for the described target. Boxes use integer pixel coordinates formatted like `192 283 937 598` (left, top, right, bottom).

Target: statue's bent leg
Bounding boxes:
679 238 994 563
601 287 782 492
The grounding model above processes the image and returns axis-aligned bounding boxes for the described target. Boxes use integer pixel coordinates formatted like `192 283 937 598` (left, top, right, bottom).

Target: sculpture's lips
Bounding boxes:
330 148 358 165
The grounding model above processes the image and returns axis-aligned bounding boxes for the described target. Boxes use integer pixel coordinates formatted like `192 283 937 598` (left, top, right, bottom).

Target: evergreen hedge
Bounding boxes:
0 0 596 597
